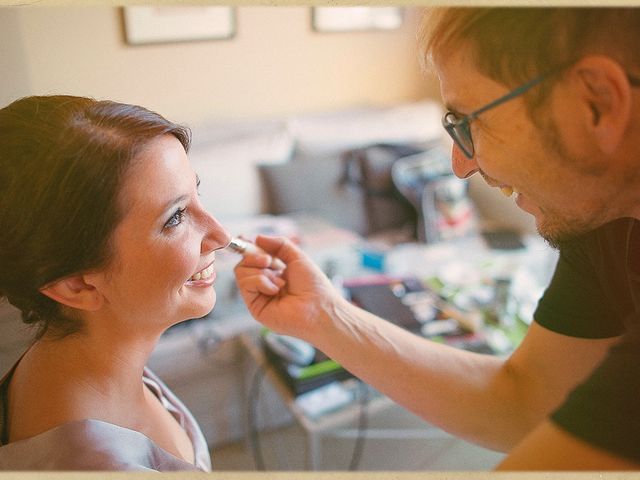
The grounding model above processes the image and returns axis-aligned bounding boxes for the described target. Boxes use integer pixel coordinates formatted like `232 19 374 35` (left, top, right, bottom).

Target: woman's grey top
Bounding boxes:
0 357 212 471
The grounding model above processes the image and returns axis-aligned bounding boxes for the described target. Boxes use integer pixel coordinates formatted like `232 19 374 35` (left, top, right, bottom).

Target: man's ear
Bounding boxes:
574 56 633 155
40 275 103 312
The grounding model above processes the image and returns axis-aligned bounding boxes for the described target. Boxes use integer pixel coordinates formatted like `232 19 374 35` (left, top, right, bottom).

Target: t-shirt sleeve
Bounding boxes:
533 238 625 338
550 320 640 463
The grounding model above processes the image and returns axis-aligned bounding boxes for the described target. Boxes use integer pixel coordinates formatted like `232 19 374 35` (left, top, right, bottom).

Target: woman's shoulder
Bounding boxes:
1 357 210 471
0 418 201 471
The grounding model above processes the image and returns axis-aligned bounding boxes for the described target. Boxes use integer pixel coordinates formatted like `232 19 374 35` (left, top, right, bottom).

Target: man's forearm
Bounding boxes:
233 235 617 453
312 299 537 451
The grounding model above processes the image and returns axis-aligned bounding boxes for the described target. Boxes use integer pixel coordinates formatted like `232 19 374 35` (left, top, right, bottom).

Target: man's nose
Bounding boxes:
451 144 479 179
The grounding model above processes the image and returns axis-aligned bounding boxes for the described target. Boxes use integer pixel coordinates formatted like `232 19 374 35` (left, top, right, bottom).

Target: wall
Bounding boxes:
2 6 439 125
0 5 535 233
0 8 30 104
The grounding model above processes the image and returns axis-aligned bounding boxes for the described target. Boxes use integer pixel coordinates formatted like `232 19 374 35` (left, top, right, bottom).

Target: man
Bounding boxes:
234 8 640 469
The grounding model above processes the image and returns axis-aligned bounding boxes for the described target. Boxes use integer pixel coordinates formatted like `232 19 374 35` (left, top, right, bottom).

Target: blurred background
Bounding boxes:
1 6 437 125
0 5 547 471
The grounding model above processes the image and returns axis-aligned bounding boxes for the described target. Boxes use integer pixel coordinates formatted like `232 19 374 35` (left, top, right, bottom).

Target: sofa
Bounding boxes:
186 99 536 236
0 99 537 453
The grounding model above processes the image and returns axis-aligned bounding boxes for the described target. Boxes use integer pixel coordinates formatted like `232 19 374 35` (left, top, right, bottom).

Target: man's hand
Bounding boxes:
233 235 346 342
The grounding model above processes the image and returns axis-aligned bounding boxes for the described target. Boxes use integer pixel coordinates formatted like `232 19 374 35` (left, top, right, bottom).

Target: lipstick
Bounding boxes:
227 237 286 271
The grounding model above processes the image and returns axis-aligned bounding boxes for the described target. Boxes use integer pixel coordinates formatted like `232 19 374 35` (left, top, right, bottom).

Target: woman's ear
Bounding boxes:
574 56 633 155
40 275 103 312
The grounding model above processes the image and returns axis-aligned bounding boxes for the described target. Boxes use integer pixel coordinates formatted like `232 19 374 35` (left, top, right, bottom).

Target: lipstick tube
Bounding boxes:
227 237 286 271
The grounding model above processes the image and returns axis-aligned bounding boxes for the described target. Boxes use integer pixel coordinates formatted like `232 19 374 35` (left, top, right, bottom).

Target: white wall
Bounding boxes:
0 8 30 103
0 5 535 233
2 6 439 125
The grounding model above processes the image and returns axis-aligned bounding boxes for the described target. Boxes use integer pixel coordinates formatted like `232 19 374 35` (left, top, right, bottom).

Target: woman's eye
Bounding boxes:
164 207 186 229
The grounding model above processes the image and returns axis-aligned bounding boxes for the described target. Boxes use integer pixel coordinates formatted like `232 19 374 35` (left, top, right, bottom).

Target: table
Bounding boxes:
234 225 557 470
239 331 455 471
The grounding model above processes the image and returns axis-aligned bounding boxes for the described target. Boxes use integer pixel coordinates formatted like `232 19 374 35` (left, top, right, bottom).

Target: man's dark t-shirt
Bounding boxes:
533 217 640 462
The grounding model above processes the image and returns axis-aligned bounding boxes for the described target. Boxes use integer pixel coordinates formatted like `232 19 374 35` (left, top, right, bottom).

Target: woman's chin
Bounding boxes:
192 291 217 319
174 289 217 325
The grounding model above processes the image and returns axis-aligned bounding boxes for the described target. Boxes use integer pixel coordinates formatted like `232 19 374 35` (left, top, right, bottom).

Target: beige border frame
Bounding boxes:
1 2 639 480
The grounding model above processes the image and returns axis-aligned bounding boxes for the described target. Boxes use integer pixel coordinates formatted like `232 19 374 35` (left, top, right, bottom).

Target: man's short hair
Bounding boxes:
420 8 640 91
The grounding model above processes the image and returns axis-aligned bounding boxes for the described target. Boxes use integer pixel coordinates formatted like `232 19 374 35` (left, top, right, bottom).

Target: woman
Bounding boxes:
0 95 231 470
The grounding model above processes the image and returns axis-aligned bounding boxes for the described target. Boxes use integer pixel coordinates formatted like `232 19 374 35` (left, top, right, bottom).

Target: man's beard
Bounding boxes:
478 161 605 251
535 117 611 248
523 109 611 249
535 210 603 250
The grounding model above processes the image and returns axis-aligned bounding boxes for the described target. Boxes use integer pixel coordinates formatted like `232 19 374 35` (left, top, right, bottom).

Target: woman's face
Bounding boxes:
87 134 231 333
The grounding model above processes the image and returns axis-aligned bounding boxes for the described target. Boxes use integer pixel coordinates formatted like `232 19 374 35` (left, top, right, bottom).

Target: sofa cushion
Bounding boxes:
287 100 445 154
259 150 368 234
186 100 445 223
187 121 293 220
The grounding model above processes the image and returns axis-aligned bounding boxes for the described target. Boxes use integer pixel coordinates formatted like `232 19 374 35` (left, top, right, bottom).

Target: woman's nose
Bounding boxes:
451 144 479 179
200 210 231 253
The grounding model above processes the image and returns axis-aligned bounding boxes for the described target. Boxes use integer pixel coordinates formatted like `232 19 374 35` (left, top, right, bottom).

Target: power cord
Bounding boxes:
248 360 371 471
348 380 370 471
248 362 267 470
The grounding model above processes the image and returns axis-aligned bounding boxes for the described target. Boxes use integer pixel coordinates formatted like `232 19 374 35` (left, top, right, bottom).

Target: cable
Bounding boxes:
247 362 267 470
348 380 370 471
248 360 371 471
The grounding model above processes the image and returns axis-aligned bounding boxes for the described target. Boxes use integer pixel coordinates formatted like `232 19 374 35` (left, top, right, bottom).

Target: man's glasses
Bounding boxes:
442 66 640 159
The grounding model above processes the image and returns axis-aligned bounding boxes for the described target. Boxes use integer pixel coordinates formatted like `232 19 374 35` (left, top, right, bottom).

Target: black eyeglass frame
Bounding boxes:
442 65 640 159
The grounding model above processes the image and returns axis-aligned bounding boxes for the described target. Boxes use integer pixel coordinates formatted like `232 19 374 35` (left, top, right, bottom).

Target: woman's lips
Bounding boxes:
185 261 216 286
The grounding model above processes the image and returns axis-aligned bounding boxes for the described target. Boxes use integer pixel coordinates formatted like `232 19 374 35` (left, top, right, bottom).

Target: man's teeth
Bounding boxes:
500 186 513 197
190 264 214 281
500 186 519 198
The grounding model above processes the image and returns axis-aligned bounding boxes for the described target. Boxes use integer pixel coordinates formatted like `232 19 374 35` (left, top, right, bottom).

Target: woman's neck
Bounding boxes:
35 322 162 399
7 330 159 444
9 318 165 436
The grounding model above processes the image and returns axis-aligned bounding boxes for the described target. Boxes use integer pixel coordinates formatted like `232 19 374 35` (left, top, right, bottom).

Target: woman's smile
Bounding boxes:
85 134 231 329
185 260 216 286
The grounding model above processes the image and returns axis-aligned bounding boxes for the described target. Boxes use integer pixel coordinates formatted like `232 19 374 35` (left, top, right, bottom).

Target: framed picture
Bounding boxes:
312 7 403 33
123 6 235 45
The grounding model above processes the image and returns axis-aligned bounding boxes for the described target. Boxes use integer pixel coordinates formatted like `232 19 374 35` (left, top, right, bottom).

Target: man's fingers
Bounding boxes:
235 253 277 270
235 240 287 271
254 235 303 264
236 274 282 296
235 264 284 281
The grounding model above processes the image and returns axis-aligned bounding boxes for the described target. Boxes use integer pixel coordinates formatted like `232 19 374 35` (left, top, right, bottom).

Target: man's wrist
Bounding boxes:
312 295 358 351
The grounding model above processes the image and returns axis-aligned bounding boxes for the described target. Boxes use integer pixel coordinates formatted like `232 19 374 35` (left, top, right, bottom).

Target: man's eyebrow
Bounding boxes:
444 103 463 116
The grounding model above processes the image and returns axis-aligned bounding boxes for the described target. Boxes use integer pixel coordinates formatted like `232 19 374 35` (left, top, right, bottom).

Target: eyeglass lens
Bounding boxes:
446 117 474 158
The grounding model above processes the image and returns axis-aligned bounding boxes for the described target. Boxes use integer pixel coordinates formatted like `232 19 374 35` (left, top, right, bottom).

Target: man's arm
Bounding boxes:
498 421 640 470
234 235 619 451
316 302 618 451
497 321 620 447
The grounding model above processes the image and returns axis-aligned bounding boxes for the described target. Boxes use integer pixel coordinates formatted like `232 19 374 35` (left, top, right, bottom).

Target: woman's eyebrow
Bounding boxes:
158 174 200 216
162 194 189 214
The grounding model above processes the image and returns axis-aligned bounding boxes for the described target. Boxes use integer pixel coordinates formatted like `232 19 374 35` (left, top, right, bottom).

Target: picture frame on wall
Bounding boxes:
123 6 235 45
312 7 403 33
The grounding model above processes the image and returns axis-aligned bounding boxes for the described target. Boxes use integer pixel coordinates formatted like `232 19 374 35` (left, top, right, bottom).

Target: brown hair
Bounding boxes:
0 95 191 339
420 8 640 106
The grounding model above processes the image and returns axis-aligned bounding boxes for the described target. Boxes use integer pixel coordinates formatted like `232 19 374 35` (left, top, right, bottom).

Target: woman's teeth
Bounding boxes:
190 264 214 281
